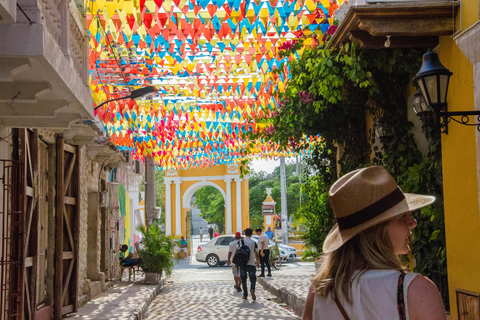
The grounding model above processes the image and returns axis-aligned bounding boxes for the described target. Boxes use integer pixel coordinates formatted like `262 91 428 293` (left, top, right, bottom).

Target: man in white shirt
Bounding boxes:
227 231 243 292
255 228 272 277
198 227 204 242
239 228 259 301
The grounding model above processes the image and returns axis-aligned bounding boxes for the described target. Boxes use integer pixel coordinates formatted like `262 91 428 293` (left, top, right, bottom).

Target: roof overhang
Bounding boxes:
328 2 460 49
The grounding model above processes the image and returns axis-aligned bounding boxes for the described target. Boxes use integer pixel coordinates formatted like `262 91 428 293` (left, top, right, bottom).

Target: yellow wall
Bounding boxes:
438 2 480 316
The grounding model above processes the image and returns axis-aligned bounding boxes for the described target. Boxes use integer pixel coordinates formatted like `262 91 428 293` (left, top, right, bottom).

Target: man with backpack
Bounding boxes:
232 228 259 301
227 231 243 292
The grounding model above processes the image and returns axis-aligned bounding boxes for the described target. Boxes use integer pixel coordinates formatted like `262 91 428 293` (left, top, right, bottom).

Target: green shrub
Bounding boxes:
137 224 175 275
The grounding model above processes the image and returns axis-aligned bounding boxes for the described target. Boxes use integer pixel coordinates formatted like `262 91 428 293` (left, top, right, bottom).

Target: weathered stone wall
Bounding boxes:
78 145 103 306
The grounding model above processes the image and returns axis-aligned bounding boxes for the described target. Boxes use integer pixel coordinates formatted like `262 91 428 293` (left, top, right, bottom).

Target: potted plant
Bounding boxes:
137 224 174 285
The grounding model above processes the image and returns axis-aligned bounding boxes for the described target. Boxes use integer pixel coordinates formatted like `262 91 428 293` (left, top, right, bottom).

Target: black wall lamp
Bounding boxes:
413 50 480 134
94 86 157 111
375 116 393 146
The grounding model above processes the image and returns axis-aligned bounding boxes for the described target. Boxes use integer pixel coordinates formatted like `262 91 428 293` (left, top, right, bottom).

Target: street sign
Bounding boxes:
262 204 275 215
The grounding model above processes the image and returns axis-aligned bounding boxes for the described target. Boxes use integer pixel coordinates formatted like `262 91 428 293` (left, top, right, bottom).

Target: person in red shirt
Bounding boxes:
214 229 221 237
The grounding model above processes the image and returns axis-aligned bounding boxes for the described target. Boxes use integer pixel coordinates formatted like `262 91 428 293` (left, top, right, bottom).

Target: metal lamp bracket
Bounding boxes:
438 111 480 134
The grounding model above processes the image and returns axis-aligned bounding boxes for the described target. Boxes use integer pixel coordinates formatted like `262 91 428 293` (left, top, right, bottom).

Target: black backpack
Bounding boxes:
232 240 250 267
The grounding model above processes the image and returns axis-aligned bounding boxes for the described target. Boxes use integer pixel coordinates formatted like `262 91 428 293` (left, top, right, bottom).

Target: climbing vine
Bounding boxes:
258 34 447 305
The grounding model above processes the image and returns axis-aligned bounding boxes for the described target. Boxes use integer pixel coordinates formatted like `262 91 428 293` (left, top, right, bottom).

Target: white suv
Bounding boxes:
195 235 274 267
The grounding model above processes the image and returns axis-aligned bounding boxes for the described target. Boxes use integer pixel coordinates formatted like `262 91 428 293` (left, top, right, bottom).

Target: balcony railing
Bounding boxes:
34 0 88 84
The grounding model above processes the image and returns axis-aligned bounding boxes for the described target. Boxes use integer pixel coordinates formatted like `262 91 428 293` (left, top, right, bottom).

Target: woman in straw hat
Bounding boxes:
303 166 446 320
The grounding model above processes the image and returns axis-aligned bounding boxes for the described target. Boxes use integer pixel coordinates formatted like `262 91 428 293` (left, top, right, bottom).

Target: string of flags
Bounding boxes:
87 0 345 170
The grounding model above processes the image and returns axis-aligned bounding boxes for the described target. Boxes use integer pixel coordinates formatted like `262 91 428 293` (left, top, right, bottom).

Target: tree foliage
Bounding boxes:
194 186 226 233
261 34 447 299
248 163 305 230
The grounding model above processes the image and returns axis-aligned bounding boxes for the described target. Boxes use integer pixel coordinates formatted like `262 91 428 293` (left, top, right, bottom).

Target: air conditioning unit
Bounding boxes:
133 159 144 174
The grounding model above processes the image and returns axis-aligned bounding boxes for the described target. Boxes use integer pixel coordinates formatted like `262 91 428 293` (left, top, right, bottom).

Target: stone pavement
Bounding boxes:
67 272 166 320
146 234 299 319
257 261 315 317
146 280 299 319
67 236 306 320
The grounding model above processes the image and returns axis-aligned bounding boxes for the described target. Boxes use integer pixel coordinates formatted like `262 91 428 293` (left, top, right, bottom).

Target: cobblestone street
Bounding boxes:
146 236 300 319
146 280 298 319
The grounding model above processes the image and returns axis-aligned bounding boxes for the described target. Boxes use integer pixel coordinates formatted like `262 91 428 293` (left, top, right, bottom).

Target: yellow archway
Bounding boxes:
164 164 249 237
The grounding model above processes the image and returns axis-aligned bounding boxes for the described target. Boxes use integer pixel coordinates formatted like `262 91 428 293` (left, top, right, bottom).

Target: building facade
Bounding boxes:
332 0 480 318
0 1 142 319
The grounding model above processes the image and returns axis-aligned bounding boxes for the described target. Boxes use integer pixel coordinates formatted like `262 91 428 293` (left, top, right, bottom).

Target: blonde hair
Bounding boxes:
312 220 404 302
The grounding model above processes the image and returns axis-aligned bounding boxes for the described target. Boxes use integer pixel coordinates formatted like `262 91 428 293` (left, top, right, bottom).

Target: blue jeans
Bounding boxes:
123 259 138 267
240 265 256 297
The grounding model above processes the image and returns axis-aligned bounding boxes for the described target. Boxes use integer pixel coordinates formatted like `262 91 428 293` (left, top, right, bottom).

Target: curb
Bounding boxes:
258 277 306 317
128 276 169 320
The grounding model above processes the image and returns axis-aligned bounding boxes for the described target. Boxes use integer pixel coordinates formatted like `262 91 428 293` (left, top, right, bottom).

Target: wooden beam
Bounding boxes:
62 251 74 260
61 305 73 315
54 135 64 320
73 145 80 312
63 144 76 154
25 257 33 267
349 30 439 49
358 17 454 37
26 186 34 197
46 143 56 306
63 196 76 206
63 153 76 195
63 208 75 251
328 2 459 49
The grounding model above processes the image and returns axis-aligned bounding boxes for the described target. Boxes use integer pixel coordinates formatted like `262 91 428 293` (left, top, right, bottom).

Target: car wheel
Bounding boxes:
206 254 219 267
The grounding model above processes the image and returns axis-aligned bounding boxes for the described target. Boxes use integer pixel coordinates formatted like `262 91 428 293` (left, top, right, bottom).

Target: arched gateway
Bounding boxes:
164 164 249 236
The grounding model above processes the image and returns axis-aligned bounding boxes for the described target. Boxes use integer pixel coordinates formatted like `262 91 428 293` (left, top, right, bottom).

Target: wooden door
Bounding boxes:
19 130 51 319
458 289 480 320
21 129 39 320
54 136 79 319
36 140 48 307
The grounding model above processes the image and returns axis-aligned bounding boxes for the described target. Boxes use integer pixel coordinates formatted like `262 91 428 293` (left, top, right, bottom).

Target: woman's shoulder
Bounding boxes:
407 275 446 320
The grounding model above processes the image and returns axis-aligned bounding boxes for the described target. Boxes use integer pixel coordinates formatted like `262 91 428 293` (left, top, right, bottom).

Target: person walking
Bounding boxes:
198 227 204 242
255 228 271 277
227 231 243 292
238 228 259 301
208 226 213 240
302 166 446 320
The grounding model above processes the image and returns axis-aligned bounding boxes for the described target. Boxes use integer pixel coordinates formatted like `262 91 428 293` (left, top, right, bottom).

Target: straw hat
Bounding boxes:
322 166 435 253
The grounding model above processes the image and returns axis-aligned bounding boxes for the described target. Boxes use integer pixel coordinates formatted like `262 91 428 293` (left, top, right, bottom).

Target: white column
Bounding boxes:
224 178 233 234
235 178 242 232
175 179 182 236
165 180 172 236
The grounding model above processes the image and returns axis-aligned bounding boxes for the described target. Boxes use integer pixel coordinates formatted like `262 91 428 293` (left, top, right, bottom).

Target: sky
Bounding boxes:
249 159 280 174
249 157 297 174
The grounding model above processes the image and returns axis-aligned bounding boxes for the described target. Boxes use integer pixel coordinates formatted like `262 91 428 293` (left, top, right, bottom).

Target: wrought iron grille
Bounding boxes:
0 160 24 320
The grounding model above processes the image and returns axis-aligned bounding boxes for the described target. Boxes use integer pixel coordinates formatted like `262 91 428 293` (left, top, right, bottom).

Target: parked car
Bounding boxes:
251 235 297 262
196 235 275 267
